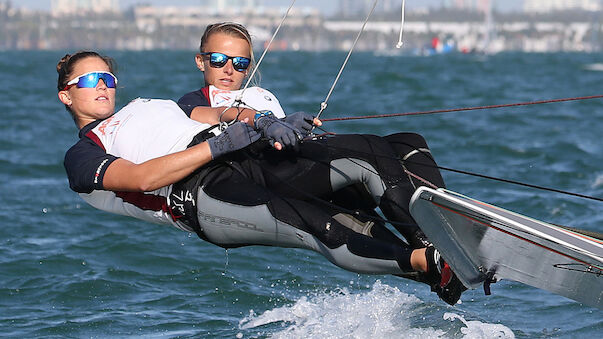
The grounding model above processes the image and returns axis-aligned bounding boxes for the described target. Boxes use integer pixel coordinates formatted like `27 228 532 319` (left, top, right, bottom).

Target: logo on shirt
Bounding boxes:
94 158 110 184
210 88 233 107
97 115 120 136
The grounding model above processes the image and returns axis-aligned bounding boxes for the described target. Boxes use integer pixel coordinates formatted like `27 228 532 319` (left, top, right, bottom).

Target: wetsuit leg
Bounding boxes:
197 163 415 274
258 134 439 245
379 133 445 246
384 132 445 189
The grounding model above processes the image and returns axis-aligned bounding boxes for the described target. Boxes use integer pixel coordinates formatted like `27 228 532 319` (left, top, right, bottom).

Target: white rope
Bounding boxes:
218 0 296 129
315 0 378 121
396 0 406 48
240 0 296 94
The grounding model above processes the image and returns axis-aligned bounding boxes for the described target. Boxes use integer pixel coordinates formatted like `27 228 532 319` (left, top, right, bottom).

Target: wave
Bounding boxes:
239 281 515 338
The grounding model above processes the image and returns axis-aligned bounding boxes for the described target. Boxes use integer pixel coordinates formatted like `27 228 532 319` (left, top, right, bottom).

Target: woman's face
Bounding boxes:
58 57 116 125
196 32 251 91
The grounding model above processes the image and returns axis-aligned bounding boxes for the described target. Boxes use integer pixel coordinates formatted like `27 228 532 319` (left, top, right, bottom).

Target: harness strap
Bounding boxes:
400 148 438 190
402 148 431 161
168 124 222 240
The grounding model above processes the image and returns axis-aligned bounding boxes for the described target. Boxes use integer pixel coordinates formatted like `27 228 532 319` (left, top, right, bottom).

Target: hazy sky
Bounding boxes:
16 0 523 13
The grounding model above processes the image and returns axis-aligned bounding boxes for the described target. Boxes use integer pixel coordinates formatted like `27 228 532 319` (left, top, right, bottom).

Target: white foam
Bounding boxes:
593 173 603 188
239 281 515 338
444 313 515 338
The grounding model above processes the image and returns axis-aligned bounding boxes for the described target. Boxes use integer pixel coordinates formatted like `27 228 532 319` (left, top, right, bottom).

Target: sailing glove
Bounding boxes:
255 111 303 150
207 121 261 159
283 111 315 136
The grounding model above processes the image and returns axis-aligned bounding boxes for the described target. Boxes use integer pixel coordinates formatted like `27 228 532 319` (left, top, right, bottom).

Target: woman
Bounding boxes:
58 50 465 305
177 22 316 151
174 22 413 251
177 22 436 250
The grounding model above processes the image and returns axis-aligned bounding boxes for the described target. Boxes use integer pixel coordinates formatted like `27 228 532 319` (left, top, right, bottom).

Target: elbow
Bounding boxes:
136 178 159 192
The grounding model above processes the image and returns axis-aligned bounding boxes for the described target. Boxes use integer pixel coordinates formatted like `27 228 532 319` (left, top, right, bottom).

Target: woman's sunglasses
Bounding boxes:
200 52 251 72
64 71 118 90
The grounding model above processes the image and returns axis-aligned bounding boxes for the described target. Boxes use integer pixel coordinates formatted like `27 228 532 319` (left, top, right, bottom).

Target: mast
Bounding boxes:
483 0 492 54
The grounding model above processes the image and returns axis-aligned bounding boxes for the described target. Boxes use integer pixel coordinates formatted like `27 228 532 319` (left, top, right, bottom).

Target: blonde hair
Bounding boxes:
200 22 260 87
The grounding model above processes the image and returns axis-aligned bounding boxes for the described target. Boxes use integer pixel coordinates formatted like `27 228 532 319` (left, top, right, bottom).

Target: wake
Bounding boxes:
239 281 514 338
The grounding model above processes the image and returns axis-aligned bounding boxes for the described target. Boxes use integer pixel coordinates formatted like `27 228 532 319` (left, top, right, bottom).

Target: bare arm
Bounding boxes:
102 142 213 192
190 106 256 126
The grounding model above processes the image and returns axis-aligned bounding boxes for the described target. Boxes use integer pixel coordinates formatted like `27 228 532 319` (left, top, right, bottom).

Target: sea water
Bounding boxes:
0 50 601 338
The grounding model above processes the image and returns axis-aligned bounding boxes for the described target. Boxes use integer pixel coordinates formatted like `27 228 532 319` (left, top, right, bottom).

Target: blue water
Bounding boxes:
1 51 602 338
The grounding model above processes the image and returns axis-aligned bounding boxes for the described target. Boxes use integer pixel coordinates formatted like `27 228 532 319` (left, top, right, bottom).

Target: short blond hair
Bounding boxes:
200 22 259 87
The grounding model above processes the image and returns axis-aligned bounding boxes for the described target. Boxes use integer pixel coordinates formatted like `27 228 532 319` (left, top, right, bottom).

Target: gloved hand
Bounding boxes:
255 113 303 150
283 111 315 136
207 121 261 159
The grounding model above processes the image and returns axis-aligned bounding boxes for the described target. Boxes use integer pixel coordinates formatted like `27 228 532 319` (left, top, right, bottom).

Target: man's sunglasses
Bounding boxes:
64 71 118 90
200 52 251 72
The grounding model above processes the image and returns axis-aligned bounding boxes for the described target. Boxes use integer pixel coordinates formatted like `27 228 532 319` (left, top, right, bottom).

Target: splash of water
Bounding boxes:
444 313 515 338
239 281 515 338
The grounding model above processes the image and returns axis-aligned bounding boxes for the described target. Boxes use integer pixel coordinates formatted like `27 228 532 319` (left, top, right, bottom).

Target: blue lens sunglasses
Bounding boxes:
200 52 251 72
63 71 118 90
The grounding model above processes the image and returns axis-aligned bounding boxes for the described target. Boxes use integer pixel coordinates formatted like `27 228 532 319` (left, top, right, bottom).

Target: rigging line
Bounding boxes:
218 0 297 128
320 94 603 122
240 0 296 93
315 0 379 121
436 164 603 203
396 0 406 48
316 141 603 203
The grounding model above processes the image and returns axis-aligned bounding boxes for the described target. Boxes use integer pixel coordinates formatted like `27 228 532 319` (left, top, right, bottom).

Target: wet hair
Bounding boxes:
199 22 260 87
56 51 116 117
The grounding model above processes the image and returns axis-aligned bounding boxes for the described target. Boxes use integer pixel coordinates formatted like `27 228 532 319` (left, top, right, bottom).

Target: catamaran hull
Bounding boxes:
410 187 603 310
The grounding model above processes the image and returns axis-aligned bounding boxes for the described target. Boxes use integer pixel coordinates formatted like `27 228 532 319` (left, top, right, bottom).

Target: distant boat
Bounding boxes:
415 36 456 56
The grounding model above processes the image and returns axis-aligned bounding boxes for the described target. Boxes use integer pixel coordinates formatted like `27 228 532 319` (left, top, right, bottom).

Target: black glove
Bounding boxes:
283 111 315 136
207 121 261 159
255 113 303 150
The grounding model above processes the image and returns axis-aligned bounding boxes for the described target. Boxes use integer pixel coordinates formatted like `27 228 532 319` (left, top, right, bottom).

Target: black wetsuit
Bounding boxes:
174 89 445 274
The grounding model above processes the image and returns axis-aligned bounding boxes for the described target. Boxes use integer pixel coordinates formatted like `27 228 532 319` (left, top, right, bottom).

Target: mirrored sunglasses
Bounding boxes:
200 52 251 72
64 71 118 90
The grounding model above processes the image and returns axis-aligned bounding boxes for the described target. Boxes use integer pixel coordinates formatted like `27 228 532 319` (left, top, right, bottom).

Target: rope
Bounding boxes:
315 0 378 120
240 0 296 93
396 0 406 48
319 142 603 204
217 0 296 129
320 94 603 122
435 164 603 203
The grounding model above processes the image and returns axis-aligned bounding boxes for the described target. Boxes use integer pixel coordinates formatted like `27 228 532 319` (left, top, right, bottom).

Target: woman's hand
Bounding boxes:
255 114 303 150
207 120 261 159
282 112 321 137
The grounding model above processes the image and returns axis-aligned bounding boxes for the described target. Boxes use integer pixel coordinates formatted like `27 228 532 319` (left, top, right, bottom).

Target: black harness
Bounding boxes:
168 124 222 240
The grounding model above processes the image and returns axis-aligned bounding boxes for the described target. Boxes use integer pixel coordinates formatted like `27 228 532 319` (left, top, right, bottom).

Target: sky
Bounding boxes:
15 0 523 14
